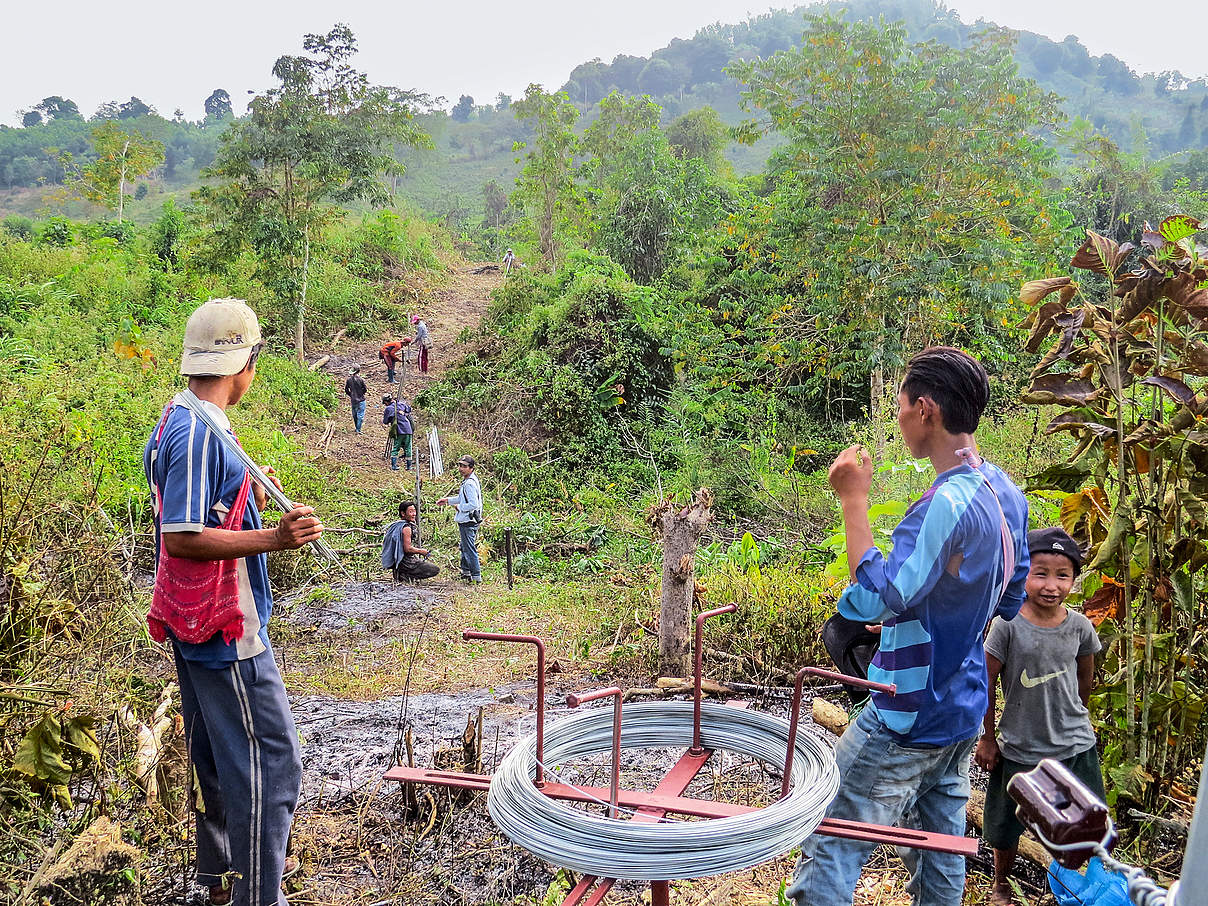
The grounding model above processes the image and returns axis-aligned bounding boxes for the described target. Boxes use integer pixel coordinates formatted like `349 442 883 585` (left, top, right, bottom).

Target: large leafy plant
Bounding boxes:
1021 215 1208 802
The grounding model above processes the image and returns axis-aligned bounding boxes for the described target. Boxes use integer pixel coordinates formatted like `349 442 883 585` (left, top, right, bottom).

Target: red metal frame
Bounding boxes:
383 763 977 858
386 625 979 906
782 666 897 798
691 603 737 755
462 630 546 786
566 687 623 817
557 746 715 905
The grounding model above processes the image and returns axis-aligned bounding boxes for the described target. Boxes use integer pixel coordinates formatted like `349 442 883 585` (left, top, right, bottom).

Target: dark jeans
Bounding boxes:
174 644 302 906
393 559 440 582
458 522 481 579
386 363 396 383
351 399 366 432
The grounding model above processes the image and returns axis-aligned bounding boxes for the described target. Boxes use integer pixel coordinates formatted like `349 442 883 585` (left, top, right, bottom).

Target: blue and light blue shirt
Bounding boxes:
838 460 1029 746
144 393 274 668
451 473 483 525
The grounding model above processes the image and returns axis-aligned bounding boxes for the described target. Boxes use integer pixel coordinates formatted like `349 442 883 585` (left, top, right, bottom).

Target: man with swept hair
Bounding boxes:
787 346 1030 906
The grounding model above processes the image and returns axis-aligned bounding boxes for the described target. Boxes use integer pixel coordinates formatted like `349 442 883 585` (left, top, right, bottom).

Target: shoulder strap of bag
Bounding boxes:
956 449 1015 602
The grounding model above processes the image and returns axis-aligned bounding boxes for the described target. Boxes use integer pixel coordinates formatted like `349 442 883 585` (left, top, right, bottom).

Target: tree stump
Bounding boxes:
648 488 714 677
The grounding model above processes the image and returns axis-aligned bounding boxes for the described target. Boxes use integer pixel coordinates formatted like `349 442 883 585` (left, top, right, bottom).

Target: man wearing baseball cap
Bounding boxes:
437 454 483 582
410 314 431 374
144 298 323 905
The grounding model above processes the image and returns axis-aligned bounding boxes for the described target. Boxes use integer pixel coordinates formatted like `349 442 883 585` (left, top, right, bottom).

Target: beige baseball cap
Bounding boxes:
180 298 263 376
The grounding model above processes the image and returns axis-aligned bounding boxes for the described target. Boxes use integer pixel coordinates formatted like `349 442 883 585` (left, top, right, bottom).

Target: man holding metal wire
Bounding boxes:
143 298 323 906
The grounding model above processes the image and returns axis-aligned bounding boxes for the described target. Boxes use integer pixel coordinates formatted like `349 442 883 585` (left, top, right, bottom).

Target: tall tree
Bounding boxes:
451 94 474 122
203 89 233 120
482 179 509 229
60 121 164 222
33 96 81 121
729 14 1061 440
21 111 41 128
117 97 154 119
581 93 725 284
198 24 431 359
511 84 583 268
666 106 728 169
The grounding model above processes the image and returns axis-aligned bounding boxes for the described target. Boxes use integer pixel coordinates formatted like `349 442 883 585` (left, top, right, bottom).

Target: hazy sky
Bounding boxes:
3 1 1206 127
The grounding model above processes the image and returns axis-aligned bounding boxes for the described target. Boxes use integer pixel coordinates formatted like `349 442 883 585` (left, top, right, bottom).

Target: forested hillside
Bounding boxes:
4 0 1207 232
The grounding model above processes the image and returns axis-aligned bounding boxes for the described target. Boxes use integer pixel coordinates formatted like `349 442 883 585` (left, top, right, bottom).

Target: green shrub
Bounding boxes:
1 215 34 239
37 217 74 247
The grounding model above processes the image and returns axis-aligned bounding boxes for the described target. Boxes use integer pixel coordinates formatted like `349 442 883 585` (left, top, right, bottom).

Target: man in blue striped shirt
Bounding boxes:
787 347 1029 906
145 299 323 906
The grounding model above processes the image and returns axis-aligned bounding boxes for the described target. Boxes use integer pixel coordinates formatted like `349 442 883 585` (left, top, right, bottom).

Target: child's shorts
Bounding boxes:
983 745 1107 850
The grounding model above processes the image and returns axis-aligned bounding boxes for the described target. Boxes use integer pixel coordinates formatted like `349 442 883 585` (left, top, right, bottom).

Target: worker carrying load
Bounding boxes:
382 394 415 471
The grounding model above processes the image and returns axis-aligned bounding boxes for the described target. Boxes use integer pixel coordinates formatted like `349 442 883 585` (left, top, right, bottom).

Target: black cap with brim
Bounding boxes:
1027 527 1082 574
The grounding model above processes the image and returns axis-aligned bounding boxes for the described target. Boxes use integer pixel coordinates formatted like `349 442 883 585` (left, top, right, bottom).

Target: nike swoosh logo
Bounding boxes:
1020 667 1068 688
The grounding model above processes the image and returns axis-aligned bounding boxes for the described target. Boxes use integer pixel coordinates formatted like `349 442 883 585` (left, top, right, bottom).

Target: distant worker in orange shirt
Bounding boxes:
378 337 410 384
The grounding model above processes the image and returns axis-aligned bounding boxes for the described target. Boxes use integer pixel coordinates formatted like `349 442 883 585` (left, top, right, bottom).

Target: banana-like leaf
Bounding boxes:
1141 375 1195 404
1022 372 1099 406
1163 271 1208 321
1179 341 1208 376
1071 230 1131 277
1020 276 1073 305
1045 411 1116 437
1158 215 1204 244
1024 300 1067 353
1087 508 1134 571
1026 461 1093 493
1083 577 1123 627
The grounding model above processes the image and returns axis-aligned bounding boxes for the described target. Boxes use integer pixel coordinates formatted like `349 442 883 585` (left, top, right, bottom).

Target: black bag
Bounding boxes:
821 614 880 706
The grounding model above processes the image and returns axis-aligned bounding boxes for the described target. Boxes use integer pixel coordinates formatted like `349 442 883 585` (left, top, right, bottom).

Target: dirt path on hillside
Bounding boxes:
304 262 503 487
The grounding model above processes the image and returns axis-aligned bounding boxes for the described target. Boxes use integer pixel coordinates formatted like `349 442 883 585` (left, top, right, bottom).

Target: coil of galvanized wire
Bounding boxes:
487 701 839 880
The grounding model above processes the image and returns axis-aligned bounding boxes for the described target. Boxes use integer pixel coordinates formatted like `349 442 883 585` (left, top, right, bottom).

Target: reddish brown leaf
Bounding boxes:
1141 223 1167 252
1022 373 1100 406
1133 445 1150 475
1071 230 1130 277
1163 272 1208 321
1024 300 1067 353
1020 277 1074 305
1141 375 1195 404
1082 578 1123 627
1180 341 1208 376
1171 538 1208 571
1045 412 1116 438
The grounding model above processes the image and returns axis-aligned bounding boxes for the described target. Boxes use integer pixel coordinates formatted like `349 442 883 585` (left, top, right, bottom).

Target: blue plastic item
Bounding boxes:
1048 856 1131 906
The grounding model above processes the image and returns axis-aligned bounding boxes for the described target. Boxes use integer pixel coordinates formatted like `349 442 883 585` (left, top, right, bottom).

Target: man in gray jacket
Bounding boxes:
437 454 483 582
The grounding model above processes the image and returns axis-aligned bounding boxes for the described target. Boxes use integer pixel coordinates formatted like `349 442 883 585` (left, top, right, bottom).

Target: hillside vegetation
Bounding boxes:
5 0 1208 232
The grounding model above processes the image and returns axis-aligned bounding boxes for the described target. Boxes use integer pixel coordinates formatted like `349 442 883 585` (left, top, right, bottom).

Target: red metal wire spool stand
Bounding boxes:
385 606 977 905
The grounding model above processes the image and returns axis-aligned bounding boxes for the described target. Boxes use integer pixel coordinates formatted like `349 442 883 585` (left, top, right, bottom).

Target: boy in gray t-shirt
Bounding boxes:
975 527 1104 906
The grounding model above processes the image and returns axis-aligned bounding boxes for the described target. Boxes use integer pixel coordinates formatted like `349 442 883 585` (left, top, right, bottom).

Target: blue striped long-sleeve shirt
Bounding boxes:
838 460 1029 746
